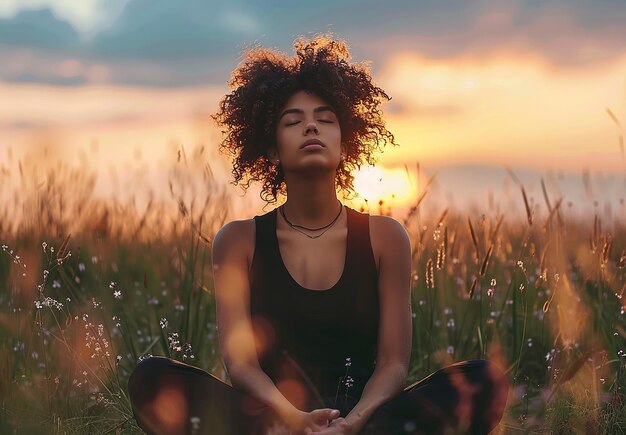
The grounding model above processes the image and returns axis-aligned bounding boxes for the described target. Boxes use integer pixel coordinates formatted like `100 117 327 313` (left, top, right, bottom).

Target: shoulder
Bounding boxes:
212 218 256 263
366 213 411 270
369 214 410 244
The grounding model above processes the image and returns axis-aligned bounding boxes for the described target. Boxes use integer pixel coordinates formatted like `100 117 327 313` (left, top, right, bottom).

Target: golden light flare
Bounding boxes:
275 379 307 410
352 165 415 207
146 380 189 434
224 319 256 365
376 50 626 170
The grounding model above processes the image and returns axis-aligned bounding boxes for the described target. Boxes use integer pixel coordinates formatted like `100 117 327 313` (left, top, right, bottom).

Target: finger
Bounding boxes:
319 408 340 419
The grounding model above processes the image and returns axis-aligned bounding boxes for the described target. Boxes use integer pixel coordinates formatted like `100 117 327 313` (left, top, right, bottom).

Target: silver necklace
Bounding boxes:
279 201 344 239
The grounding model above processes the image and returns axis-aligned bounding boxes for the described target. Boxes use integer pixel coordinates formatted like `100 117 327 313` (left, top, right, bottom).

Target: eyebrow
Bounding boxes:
278 105 336 121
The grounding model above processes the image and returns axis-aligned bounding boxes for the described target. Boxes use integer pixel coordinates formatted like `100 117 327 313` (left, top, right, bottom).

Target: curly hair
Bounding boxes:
212 33 398 205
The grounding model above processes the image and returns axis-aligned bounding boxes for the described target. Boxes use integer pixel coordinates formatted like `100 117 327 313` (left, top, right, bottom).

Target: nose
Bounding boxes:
304 121 319 135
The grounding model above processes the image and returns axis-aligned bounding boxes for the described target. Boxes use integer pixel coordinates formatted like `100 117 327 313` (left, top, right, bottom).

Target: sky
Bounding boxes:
1 0 625 218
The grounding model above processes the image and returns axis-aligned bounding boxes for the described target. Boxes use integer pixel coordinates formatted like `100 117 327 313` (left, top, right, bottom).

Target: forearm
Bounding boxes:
227 363 301 424
345 363 407 433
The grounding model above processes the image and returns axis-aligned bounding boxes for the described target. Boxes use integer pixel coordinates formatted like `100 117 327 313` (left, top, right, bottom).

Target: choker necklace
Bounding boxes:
280 201 344 239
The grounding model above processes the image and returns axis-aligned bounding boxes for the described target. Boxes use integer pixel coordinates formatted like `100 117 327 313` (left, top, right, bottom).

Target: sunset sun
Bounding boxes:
353 164 414 207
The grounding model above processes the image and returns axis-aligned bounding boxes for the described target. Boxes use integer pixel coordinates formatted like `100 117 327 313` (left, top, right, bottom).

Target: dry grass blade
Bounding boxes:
479 244 493 277
415 189 429 209
436 208 448 227
590 214 599 253
178 198 188 217
546 349 599 403
204 162 214 181
198 231 212 246
415 171 437 207
133 196 153 238
403 163 416 190
436 241 446 270
542 274 560 313
505 165 522 187
601 235 612 265
540 177 552 211
605 107 623 129
617 249 626 269
177 145 188 165
520 186 533 225
542 198 563 231
467 216 479 260
426 258 435 289
57 233 71 259
539 245 548 284
589 235 596 254
419 224 429 246
489 214 504 243
468 278 477 299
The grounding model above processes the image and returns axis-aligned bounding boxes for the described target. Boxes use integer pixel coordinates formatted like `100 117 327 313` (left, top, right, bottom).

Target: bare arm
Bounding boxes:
342 217 413 433
212 221 339 431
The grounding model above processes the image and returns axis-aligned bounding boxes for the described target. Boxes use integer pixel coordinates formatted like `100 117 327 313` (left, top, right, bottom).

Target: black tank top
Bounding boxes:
249 205 379 405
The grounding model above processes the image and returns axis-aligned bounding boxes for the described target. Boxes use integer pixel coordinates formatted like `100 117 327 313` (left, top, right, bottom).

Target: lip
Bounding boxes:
300 139 325 149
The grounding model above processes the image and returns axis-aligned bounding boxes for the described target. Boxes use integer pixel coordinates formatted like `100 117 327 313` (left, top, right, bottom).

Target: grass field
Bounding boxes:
0 149 624 434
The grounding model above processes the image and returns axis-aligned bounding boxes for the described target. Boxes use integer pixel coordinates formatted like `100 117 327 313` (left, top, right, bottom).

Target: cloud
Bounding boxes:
357 0 626 70
0 8 80 50
0 0 130 35
90 0 262 60
1 0 626 87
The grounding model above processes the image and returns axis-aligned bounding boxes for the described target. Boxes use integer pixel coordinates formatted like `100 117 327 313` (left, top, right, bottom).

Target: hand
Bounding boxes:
284 408 341 434
304 417 354 435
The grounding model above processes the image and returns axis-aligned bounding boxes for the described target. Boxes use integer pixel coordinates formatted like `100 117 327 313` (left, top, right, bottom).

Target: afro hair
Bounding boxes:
212 33 398 204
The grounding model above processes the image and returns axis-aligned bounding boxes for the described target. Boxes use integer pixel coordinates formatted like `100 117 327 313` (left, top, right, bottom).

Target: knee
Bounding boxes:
456 359 506 385
477 360 508 393
128 357 193 434
464 360 509 431
128 356 173 401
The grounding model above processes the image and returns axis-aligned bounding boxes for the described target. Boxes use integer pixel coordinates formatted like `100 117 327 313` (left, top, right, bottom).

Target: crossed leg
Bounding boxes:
127 356 274 435
128 357 508 435
359 359 509 434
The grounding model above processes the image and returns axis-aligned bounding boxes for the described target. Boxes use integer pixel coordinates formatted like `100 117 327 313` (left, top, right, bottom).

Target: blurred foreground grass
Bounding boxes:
0 146 625 434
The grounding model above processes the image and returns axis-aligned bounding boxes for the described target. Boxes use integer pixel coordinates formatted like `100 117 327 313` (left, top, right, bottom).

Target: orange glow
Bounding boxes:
276 379 307 410
225 319 256 365
251 315 277 358
376 50 626 171
146 379 188 434
554 275 590 348
2 48 625 175
353 165 414 206
2 47 624 221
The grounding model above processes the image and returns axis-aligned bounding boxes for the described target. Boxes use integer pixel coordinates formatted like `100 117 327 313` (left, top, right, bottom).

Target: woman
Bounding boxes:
128 35 508 435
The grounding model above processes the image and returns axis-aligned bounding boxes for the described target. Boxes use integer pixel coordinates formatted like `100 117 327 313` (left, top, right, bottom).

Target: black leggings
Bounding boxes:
128 357 508 435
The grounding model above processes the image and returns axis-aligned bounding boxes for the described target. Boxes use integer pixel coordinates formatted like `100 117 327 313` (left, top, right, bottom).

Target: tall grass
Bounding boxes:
0 145 624 434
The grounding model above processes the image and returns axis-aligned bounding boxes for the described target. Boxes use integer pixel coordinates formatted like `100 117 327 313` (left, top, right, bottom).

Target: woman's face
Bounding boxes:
271 90 344 174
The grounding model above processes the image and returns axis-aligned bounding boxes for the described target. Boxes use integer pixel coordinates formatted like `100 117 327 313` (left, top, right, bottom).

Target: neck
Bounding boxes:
282 174 342 227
